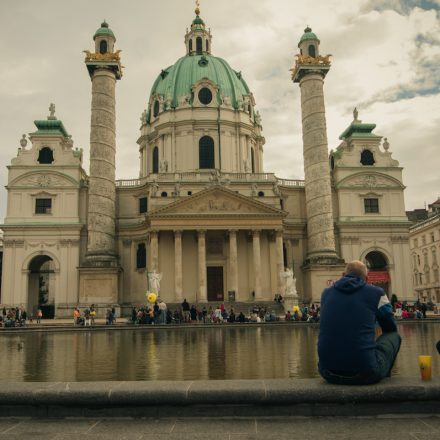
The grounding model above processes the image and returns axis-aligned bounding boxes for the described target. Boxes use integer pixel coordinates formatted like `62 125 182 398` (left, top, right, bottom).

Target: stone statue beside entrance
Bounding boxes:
148 270 162 295
281 268 299 313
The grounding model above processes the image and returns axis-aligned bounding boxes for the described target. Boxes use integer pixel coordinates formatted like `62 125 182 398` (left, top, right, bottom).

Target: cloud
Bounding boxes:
362 0 440 14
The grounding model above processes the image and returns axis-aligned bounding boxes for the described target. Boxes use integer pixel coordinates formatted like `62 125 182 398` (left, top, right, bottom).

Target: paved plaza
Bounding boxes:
0 416 439 440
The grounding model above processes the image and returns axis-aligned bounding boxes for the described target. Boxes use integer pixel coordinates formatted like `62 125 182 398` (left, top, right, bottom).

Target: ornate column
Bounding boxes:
79 22 123 307
174 230 183 301
276 230 284 294
228 230 238 299
252 230 262 300
150 231 159 272
198 230 207 302
292 28 338 263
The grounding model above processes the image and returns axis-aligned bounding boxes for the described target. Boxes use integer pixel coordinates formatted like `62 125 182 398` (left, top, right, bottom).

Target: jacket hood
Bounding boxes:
333 274 366 294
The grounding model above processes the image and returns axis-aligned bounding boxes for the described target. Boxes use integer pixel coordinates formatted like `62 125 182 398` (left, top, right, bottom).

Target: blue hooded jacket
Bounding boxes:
318 274 397 373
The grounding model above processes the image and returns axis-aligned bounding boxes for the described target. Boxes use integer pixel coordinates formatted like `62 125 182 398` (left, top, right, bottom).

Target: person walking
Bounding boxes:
37 309 43 324
318 260 401 385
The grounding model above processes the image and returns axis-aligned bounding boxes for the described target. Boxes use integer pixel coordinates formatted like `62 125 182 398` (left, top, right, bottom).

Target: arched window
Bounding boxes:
99 40 108 54
152 147 159 173
308 45 316 58
330 155 335 170
38 147 54 164
258 191 265 197
206 40 209 52
136 244 146 269
251 148 255 173
161 191 168 197
189 39 193 52
360 149 375 166
196 37 203 55
199 136 215 169
153 100 160 118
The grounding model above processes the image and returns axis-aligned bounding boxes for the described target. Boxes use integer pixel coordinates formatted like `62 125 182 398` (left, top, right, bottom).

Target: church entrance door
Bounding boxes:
207 266 224 302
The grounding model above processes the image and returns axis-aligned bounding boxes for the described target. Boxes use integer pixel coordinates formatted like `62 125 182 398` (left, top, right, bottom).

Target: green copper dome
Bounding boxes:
299 26 319 44
149 54 251 114
94 21 115 40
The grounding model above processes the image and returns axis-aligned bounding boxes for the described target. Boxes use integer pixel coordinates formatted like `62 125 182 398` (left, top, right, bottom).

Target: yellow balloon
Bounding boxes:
293 305 300 312
147 293 157 304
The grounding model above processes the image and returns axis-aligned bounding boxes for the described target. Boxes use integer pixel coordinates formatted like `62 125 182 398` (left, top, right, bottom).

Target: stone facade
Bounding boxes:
0 17 415 317
409 213 440 303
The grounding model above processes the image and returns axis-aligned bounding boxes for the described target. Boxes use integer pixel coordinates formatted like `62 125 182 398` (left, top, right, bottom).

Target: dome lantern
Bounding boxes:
185 1 212 56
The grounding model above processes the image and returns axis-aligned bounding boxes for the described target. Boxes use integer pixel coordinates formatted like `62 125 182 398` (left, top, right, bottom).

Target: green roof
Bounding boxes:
94 21 115 40
299 27 319 45
339 122 378 140
149 54 251 114
32 119 69 137
193 16 204 25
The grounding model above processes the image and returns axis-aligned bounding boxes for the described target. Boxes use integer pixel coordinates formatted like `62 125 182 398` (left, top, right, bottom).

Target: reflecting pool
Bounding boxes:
0 322 438 381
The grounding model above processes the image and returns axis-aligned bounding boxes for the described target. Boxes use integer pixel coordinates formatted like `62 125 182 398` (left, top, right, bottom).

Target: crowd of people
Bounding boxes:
73 305 116 326
129 299 321 325
393 300 429 319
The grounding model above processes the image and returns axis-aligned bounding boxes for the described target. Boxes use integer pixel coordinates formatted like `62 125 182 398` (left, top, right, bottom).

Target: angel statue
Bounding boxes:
148 270 162 295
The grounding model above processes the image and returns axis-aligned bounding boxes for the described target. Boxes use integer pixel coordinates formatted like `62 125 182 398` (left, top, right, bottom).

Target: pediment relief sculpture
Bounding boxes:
338 173 403 189
11 172 77 188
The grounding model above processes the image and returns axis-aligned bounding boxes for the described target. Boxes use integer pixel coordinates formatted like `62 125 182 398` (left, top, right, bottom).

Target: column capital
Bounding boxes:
150 230 159 237
197 230 207 237
252 229 261 237
228 229 238 235
174 230 183 236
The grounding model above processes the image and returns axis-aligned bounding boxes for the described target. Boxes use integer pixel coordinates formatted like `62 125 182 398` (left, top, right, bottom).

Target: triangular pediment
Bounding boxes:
148 186 285 218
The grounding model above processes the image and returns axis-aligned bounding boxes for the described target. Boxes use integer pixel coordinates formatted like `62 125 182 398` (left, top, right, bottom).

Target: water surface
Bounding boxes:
0 322 438 381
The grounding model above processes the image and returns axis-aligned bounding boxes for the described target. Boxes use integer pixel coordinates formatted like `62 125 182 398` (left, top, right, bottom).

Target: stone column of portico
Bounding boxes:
252 230 263 300
197 230 207 302
276 230 284 294
150 231 159 272
174 230 183 301
228 230 239 300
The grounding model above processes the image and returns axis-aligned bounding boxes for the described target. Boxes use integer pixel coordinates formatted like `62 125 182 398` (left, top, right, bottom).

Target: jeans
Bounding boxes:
319 331 402 385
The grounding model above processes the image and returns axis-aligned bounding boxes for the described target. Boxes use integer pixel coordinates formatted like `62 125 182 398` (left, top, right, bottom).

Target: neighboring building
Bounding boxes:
0 230 3 303
0 8 413 317
410 200 440 303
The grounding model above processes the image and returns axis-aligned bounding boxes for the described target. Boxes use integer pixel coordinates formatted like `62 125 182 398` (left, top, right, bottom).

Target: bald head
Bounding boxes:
344 260 368 281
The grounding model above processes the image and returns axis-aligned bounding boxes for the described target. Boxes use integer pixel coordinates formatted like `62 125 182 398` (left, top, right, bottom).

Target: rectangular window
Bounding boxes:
364 198 379 213
35 198 52 214
136 243 146 269
139 197 148 214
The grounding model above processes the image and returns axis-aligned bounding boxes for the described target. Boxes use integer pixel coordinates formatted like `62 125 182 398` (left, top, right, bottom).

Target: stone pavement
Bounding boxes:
0 416 439 440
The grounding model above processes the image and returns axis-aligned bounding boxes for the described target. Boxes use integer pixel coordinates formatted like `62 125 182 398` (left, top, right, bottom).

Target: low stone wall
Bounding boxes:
1 378 439 417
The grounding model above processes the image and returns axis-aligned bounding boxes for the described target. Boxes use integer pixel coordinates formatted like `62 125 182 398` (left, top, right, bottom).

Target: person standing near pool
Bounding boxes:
318 260 401 385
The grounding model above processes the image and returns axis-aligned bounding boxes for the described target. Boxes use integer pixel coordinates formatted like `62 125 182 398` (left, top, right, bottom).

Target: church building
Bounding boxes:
0 7 413 317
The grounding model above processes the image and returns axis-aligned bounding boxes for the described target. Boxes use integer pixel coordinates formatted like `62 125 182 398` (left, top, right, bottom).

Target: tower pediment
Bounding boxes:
148 186 285 219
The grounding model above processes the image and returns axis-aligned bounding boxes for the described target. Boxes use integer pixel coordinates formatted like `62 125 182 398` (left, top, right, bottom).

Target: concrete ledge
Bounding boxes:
0 378 439 417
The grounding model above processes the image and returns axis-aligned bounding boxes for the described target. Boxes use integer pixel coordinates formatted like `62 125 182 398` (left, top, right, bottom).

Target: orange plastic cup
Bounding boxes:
418 355 432 381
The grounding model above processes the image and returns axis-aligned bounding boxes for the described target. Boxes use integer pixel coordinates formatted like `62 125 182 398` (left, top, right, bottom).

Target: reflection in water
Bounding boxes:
0 323 438 382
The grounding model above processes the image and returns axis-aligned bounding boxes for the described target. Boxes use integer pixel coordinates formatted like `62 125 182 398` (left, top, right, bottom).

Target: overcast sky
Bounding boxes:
0 0 439 221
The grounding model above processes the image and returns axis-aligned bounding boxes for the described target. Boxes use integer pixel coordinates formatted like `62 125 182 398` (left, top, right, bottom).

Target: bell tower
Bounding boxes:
79 21 123 310
291 27 344 301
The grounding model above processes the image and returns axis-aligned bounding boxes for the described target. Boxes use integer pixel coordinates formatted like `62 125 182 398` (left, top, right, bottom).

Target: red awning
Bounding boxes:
367 271 390 284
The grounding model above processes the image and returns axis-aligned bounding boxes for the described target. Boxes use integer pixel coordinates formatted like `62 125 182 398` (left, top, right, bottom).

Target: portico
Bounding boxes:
142 187 286 303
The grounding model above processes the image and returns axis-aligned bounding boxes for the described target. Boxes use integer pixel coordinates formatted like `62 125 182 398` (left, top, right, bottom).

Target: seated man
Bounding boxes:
318 260 401 385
